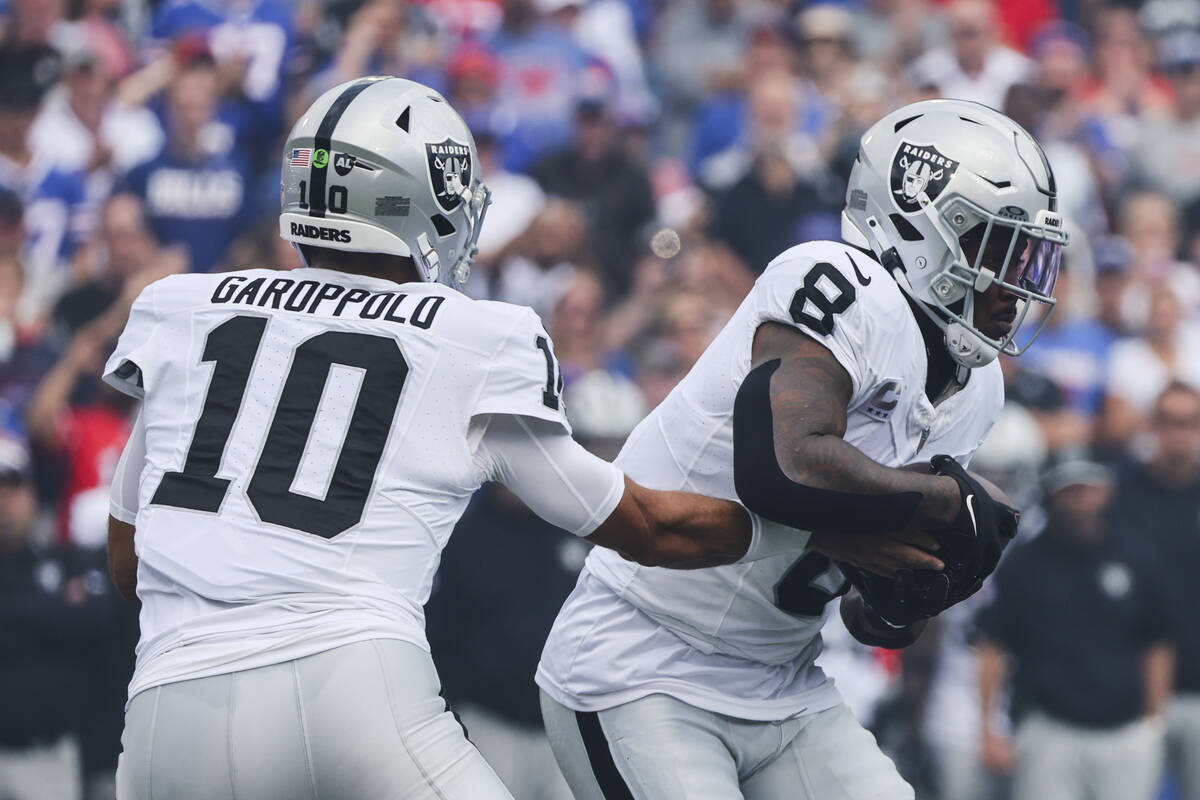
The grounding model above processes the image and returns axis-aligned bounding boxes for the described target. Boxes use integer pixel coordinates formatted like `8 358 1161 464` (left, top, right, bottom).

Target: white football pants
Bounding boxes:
116 639 513 800
540 691 913 800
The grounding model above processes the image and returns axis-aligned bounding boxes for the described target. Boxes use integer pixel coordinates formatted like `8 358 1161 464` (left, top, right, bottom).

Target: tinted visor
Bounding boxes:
959 222 1061 300
1014 237 1062 297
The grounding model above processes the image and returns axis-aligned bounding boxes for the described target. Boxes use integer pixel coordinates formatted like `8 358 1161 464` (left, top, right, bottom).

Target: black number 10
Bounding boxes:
536 335 563 410
151 314 408 538
298 181 349 214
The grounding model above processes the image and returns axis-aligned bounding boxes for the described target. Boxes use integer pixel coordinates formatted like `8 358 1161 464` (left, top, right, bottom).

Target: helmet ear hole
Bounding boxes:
431 214 456 237
396 107 411 132
888 214 925 242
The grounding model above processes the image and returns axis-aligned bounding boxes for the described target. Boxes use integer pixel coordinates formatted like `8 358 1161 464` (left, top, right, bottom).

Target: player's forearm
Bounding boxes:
622 481 754 569
733 351 960 535
1143 643 1174 717
781 433 961 530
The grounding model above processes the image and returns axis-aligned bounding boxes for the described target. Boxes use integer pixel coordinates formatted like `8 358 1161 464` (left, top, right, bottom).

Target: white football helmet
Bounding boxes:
279 76 491 289
842 99 1069 367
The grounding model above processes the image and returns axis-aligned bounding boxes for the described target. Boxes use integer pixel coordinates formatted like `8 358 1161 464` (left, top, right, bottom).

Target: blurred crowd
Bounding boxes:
2 0 1200 799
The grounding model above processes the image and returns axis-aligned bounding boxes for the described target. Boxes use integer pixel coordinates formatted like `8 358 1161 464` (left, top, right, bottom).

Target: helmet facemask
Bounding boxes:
912 194 1067 367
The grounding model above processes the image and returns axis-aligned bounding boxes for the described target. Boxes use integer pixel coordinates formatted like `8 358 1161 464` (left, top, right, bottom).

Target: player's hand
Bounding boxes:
808 529 944 577
981 729 1014 774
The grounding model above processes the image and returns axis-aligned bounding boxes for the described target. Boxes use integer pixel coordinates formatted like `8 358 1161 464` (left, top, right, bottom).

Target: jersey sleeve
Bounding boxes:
474 308 572 433
474 414 623 536
102 283 160 399
753 249 891 408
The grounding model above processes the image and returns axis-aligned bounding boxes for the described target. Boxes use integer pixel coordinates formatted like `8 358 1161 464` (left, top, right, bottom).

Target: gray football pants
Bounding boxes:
540 691 914 800
116 639 513 800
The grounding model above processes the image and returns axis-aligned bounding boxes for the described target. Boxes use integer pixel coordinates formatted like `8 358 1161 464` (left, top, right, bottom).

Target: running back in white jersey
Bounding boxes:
538 241 1004 720
104 267 569 700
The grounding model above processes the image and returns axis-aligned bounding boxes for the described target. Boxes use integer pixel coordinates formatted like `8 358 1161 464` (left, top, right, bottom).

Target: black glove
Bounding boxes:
928 454 1019 603
838 455 1018 627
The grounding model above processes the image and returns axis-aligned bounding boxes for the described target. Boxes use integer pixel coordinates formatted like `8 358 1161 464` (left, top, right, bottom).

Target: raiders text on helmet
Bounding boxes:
279 77 491 289
842 99 1069 368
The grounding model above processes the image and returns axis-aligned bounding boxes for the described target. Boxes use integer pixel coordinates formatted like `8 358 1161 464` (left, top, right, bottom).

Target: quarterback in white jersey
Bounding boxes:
538 99 1068 799
103 78 813 800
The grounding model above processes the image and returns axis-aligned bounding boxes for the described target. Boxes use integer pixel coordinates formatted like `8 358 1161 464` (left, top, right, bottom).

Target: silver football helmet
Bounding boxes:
279 76 491 289
842 99 1069 367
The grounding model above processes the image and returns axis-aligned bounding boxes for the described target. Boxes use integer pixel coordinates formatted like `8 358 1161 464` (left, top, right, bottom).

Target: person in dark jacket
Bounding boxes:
0 435 128 800
977 456 1173 800
1110 381 1200 800
529 96 657 295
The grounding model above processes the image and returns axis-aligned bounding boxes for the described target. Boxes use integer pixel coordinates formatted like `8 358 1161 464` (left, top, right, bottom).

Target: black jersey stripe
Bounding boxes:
309 78 380 218
575 711 635 800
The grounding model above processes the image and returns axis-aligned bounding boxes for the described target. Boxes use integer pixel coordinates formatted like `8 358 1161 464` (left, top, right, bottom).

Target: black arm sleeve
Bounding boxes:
732 359 922 534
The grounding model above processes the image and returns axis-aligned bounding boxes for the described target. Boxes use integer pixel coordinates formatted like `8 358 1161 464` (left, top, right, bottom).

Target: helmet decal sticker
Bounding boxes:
426 139 472 212
890 142 959 214
333 152 356 176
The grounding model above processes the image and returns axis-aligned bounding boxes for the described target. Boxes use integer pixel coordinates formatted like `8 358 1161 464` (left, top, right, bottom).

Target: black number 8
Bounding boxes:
789 262 857 336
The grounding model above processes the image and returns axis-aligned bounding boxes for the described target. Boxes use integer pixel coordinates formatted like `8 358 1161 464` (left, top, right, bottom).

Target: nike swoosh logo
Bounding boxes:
850 258 872 286
966 494 978 537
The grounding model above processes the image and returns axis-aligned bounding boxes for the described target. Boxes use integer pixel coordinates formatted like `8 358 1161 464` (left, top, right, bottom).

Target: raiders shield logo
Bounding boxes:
334 152 356 176
426 139 472 212
890 142 959 214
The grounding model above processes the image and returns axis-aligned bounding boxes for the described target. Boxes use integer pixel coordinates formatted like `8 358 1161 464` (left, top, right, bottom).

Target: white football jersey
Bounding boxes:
104 267 572 700
538 241 1003 721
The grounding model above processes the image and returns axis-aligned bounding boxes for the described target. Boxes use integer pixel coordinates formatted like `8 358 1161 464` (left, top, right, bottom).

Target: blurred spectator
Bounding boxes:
312 0 443 99
0 44 61 198
530 92 656 293
120 50 251 274
978 457 1172 800
1116 191 1200 325
652 0 770 153
1110 383 1200 800
149 0 294 143
1100 285 1200 451
29 33 160 175
1078 8 1173 191
486 0 594 172
466 124 545 271
908 0 1034 110
425 370 645 800
547 270 634 386
1133 32 1200 212
566 0 655 125
703 71 838 272
695 53 831 194
24 317 134 547
493 198 589 321
851 0 949 69
794 5 857 111
1023 257 1115 423
1092 235 1136 336
0 434 125 800
52 195 184 338
0 209 57 423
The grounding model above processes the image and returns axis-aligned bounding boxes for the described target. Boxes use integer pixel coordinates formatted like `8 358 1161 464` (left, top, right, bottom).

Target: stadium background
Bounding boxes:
1 0 1198 798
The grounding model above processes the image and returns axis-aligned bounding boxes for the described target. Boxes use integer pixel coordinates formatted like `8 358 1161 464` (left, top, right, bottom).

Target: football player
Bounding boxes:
101 78 919 800
537 99 1068 799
